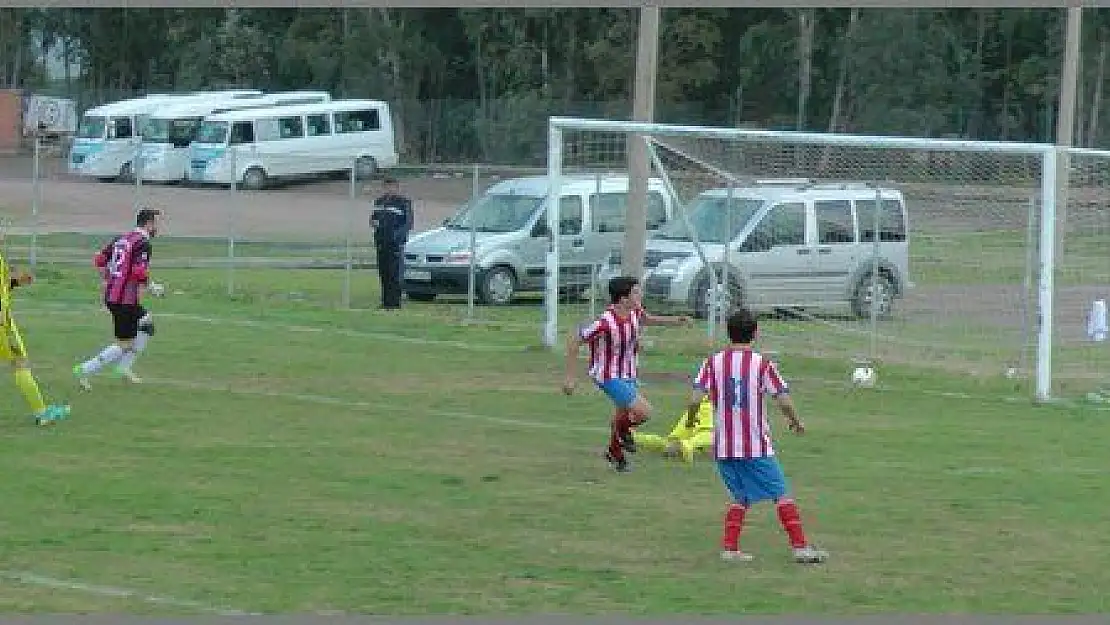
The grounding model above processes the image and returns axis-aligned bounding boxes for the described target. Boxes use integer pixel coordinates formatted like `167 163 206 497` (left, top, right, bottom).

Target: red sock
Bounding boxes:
775 498 808 549
607 414 626 461
721 503 746 551
614 408 632 435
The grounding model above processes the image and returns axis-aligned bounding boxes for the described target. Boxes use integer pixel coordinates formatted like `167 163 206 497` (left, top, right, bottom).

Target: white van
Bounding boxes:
186 99 399 189
139 91 332 183
612 180 912 319
68 91 260 182
403 174 674 305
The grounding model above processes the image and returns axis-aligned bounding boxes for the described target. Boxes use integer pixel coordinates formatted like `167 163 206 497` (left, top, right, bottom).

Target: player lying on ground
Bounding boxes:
563 276 691 473
632 396 713 464
688 307 828 564
75 208 165 390
0 235 70 425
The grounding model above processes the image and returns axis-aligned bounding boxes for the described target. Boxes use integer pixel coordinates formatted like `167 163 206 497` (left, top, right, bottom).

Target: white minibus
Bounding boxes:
138 90 332 183
187 99 399 189
68 90 260 182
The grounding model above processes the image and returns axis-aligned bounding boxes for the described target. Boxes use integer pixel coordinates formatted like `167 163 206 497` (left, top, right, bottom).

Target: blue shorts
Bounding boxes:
597 378 639 409
716 456 790 507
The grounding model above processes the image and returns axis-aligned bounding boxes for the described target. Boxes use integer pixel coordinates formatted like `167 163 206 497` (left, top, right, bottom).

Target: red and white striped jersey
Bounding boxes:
579 305 646 383
694 348 789 459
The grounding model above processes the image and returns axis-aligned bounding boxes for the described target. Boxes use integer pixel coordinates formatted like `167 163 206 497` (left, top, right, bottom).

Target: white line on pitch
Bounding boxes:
0 570 258 615
22 303 528 353
147 376 608 434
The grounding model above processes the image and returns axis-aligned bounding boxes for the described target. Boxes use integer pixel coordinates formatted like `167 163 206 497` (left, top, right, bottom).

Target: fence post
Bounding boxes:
30 134 41 270
466 164 479 322
344 156 356 309
227 148 237 298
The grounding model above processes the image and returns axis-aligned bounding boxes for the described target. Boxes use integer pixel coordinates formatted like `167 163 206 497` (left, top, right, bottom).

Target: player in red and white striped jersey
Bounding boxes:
687 307 828 564
563 276 690 472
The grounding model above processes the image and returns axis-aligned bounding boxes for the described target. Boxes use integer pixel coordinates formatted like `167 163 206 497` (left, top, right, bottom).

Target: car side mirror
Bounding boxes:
532 222 551 238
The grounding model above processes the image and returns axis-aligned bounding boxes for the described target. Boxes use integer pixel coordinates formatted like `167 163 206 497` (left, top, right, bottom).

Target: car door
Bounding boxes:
520 195 587 290
737 200 817 307
812 198 861 305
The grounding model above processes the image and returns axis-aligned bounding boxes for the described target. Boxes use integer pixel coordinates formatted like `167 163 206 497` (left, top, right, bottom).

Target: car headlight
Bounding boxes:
444 251 472 264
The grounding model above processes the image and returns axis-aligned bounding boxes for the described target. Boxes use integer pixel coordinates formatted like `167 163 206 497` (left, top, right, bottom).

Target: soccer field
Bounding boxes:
0 260 1106 615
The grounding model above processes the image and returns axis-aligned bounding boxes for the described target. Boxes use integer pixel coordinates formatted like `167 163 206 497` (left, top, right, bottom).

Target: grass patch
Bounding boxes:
0 264 1103 614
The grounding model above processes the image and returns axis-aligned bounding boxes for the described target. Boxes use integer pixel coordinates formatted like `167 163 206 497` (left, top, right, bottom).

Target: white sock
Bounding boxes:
117 331 150 371
79 344 125 376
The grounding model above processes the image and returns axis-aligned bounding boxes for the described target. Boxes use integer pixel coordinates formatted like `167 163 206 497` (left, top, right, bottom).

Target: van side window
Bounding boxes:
306 114 332 137
335 109 381 133
278 116 304 139
815 199 856 244
647 192 667 230
751 202 806 248
560 195 583 235
589 192 627 233
855 198 907 242
109 117 133 140
230 121 254 145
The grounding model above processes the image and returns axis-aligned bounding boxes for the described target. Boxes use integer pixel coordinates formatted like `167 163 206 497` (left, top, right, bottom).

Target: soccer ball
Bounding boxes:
851 366 876 388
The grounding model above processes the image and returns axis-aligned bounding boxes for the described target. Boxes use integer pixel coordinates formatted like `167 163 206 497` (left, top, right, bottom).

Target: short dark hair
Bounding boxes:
727 308 759 344
608 276 639 304
136 208 162 227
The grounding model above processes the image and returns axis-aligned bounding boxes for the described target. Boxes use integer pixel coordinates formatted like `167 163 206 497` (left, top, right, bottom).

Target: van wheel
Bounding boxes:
479 266 516 306
851 272 896 319
355 156 377 180
242 167 267 191
692 271 744 320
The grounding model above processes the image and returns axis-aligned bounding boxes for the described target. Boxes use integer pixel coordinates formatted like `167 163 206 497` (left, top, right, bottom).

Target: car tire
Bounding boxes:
478 266 516 306
851 272 897 319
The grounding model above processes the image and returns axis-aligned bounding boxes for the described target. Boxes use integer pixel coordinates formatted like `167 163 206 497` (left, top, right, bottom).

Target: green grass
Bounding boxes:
0 263 1106 615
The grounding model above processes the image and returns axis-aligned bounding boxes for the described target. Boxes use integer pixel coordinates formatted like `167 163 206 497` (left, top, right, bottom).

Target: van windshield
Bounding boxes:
653 196 765 243
195 121 229 144
445 193 544 233
77 115 106 139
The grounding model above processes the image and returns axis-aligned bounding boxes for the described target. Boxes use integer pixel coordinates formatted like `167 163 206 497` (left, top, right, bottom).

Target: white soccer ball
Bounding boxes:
851 366 876 388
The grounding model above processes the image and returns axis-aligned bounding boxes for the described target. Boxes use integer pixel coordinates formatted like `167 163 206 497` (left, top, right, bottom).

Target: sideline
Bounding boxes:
0 569 258 615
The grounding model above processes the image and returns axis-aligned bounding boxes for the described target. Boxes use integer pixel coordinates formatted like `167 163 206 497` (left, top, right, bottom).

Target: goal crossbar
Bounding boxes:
544 116 1064 403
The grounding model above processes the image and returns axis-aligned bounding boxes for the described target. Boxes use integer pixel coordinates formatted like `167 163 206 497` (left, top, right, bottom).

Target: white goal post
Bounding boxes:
543 116 1065 402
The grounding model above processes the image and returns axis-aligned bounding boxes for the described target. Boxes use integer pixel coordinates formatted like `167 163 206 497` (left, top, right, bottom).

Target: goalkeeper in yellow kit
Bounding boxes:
0 244 70 426
632 396 713 464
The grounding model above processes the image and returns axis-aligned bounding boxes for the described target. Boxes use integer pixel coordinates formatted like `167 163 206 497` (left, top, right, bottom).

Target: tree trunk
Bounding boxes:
1088 33 1107 147
1000 20 1013 140
826 8 858 134
795 8 814 132
970 9 988 138
819 8 858 174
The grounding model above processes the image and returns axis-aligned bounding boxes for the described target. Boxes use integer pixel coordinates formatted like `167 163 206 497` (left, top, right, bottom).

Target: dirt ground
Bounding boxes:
0 153 1104 356
0 154 474 239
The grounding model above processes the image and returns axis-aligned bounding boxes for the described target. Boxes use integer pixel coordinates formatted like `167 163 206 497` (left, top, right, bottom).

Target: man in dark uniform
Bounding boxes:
370 176 413 309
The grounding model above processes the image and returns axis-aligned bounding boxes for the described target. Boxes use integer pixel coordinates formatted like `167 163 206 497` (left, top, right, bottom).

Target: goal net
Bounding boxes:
541 117 1109 403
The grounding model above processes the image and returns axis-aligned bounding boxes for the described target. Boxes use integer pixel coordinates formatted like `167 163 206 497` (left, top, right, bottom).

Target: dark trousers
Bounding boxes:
376 242 403 308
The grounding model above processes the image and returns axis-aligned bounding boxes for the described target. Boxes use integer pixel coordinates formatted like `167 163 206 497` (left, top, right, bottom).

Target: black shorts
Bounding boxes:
106 303 147 340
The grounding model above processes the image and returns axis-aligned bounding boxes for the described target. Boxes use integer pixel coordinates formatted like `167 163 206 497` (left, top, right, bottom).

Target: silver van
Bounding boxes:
403 174 674 305
604 180 911 319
